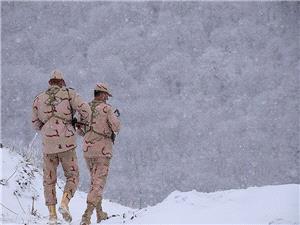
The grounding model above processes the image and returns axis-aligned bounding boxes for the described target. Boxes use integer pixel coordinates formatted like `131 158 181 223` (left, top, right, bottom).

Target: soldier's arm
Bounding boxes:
32 97 44 131
69 89 91 124
107 106 121 133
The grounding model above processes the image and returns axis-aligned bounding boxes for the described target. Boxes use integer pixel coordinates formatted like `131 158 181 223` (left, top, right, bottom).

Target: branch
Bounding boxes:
0 202 19 215
14 192 26 214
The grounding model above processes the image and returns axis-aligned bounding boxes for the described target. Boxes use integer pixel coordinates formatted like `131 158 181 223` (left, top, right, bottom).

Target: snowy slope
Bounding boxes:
130 186 299 224
0 147 133 224
0 147 299 224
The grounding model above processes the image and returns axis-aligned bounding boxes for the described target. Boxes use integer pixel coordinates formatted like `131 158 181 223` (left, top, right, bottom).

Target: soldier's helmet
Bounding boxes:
50 69 64 80
95 83 112 97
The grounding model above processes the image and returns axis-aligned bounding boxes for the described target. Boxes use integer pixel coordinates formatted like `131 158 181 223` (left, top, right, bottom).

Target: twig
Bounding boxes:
0 164 20 185
31 196 35 215
15 193 26 214
130 208 144 221
0 202 19 215
5 167 18 182
27 133 38 161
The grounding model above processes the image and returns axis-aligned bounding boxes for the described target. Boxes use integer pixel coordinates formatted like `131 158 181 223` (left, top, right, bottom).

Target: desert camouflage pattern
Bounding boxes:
77 98 120 207
43 149 79 206
80 99 120 158
32 85 91 154
85 157 110 205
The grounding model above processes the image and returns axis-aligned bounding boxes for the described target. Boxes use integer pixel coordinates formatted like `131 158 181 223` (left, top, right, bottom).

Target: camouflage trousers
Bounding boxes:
85 157 110 206
43 149 79 206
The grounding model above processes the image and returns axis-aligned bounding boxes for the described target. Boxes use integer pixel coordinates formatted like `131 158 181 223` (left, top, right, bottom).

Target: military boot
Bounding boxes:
80 202 96 225
96 200 108 223
48 205 57 225
58 192 72 223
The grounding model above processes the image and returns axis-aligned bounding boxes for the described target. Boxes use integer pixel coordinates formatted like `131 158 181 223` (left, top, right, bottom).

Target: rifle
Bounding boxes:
28 132 38 160
66 88 76 129
65 88 87 130
111 109 120 144
72 117 88 127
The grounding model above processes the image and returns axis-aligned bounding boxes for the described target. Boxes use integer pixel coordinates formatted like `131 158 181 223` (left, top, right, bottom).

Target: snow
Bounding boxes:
2 4 299 207
0 147 132 224
1 147 299 224
132 187 299 224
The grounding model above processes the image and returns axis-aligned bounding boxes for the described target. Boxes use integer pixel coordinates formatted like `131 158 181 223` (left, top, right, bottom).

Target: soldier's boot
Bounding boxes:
96 201 108 223
80 202 95 225
48 205 58 225
58 192 72 223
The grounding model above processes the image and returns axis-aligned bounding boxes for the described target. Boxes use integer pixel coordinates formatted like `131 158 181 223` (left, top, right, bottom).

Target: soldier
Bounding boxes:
32 70 91 224
77 83 121 225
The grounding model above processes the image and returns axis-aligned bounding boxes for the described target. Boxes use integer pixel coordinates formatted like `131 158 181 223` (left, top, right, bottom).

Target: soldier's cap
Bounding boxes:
50 69 64 80
95 83 112 97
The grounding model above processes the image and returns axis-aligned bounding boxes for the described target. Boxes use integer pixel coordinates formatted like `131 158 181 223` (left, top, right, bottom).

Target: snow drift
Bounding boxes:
0 147 298 224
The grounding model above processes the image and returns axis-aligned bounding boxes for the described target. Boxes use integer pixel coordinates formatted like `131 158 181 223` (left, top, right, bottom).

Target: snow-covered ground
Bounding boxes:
0 147 299 224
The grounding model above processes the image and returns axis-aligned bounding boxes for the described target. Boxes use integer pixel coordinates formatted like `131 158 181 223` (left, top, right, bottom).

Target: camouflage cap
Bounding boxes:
50 69 64 80
95 83 112 97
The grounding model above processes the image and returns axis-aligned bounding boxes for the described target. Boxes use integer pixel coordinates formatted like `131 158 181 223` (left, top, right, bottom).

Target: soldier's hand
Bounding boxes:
75 123 82 129
76 127 85 137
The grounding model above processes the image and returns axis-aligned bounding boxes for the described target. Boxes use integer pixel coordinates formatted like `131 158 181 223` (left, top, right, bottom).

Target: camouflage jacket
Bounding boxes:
78 99 120 158
32 85 91 154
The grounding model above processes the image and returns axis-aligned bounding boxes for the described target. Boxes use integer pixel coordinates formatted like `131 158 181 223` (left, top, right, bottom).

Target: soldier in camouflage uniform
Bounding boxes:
32 70 91 224
77 83 121 225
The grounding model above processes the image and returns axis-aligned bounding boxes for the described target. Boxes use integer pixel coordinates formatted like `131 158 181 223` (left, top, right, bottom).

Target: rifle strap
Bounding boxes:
85 101 111 139
66 88 74 122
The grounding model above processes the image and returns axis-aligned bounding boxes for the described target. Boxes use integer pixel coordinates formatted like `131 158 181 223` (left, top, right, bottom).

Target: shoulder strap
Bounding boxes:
85 101 110 138
89 101 99 125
